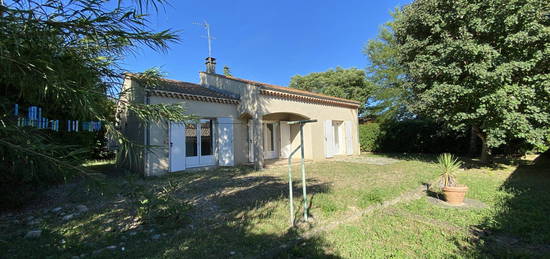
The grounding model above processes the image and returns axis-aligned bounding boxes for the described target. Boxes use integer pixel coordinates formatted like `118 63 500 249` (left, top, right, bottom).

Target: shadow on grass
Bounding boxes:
370 152 438 164
459 151 550 257
375 152 515 170
1 165 341 258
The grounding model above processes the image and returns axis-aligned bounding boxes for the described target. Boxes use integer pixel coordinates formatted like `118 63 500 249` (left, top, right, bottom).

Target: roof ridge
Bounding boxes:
204 73 361 105
124 72 200 87
125 73 238 101
158 77 200 86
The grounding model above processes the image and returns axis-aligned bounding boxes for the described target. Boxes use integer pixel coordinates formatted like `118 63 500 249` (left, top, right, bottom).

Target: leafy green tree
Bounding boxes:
0 0 190 207
393 0 550 162
289 67 373 114
363 12 412 122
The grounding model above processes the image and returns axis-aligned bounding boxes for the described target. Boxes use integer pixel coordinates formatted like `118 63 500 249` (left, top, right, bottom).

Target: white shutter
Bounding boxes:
345 121 353 155
248 120 254 163
170 122 186 172
280 121 291 158
217 117 234 166
324 120 334 158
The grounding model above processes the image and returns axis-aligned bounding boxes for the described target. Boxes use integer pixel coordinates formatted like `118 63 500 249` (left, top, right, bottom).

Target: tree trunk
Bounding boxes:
480 138 490 163
473 126 490 163
467 126 477 157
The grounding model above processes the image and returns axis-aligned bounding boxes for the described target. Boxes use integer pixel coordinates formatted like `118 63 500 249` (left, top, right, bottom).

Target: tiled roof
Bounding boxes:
125 73 239 104
204 73 361 107
152 79 238 100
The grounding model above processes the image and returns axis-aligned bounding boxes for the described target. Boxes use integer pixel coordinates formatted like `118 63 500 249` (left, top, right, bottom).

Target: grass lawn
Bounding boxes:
1 153 549 258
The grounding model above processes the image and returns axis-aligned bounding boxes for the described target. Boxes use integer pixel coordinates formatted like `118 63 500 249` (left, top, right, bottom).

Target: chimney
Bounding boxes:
205 57 216 74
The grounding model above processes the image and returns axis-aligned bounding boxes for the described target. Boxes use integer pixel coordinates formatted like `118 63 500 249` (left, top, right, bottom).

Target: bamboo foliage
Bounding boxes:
0 0 190 206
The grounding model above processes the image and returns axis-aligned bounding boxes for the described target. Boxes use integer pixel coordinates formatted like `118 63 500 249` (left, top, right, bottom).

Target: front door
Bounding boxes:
332 121 344 155
185 119 215 168
263 122 278 159
170 119 216 171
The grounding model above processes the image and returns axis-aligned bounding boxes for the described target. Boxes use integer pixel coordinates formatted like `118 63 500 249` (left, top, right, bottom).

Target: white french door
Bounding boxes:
332 121 344 155
185 119 215 168
185 122 200 167
199 119 215 165
170 119 216 172
263 122 278 160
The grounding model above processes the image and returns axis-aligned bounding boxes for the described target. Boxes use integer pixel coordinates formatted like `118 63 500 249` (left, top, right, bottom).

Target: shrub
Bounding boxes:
377 120 469 154
134 180 190 227
359 119 545 156
136 191 190 227
359 123 382 152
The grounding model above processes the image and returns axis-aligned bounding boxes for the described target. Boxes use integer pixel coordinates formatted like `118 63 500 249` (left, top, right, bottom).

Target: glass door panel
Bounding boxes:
200 120 213 156
185 123 199 167
199 119 215 165
263 122 278 159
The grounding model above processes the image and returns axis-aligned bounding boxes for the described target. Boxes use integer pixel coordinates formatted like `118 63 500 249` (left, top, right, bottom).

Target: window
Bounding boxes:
185 123 197 156
200 120 213 156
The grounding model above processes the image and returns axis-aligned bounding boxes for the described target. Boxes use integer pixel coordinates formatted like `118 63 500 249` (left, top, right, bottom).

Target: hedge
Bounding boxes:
359 123 381 152
359 120 469 154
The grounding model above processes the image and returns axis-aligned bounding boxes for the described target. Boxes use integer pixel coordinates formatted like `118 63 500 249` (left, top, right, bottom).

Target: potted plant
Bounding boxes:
436 153 468 205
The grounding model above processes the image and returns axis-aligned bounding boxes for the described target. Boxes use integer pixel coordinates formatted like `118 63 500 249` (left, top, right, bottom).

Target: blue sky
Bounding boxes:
123 0 409 86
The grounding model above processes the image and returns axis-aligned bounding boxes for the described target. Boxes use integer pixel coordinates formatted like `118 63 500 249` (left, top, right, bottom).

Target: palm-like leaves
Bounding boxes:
437 153 462 187
1 0 187 206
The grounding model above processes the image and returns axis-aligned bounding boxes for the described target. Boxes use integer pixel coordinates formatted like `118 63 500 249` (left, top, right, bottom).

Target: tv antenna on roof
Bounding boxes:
193 20 215 57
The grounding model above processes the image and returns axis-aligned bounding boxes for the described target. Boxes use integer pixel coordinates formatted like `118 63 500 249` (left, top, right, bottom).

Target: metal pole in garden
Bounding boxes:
288 145 300 226
287 119 317 225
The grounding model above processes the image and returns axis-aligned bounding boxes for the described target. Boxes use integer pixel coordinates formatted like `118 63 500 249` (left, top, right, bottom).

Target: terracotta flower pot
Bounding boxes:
442 185 468 205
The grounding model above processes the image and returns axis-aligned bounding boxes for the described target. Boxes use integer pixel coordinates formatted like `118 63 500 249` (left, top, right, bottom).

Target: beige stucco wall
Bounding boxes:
123 73 359 176
199 72 360 165
200 73 258 117
145 96 244 176
258 95 361 160
118 76 146 173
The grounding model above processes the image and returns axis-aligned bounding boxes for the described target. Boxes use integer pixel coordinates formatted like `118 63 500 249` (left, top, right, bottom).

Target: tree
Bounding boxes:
363 12 412 122
0 0 190 207
289 67 373 114
393 0 550 162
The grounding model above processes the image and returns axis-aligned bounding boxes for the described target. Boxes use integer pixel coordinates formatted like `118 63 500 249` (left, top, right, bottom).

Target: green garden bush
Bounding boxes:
359 119 547 156
359 120 470 154
359 123 382 152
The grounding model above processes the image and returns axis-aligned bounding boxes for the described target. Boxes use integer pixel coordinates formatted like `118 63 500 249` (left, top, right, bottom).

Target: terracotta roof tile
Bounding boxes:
125 73 238 101
205 73 361 106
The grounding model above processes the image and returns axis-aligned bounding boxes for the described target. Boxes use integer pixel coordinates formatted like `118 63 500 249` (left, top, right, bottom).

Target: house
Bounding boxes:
119 58 361 176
